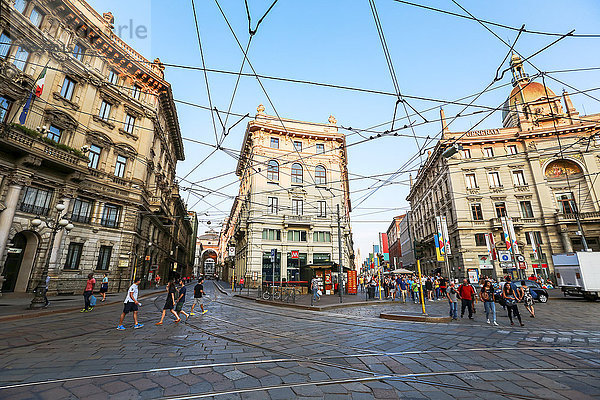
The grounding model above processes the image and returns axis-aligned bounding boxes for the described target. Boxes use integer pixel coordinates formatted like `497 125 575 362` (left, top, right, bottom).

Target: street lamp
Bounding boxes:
29 201 74 309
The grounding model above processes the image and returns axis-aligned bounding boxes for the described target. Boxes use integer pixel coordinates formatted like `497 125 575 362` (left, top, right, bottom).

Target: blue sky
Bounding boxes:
89 0 600 258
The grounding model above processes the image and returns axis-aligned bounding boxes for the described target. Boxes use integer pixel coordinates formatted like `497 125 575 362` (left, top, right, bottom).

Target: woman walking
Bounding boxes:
100 273 109 302
502 282 524 326
81 273 95 312
519 280 535 318
480 280 498 326
156 280 180 325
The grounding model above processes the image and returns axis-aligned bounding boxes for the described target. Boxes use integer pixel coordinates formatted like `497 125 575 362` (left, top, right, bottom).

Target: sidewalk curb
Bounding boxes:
213 281 229 295
0 290 163 323
380 312 452 323
234 294 403 312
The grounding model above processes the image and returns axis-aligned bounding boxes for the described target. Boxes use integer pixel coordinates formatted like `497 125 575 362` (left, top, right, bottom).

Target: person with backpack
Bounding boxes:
81 273 96 312
458 278 475 319
117 278 143 330
155 280 180 325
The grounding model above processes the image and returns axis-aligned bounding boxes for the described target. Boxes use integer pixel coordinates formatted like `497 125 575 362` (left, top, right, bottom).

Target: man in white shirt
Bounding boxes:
117 278 143 330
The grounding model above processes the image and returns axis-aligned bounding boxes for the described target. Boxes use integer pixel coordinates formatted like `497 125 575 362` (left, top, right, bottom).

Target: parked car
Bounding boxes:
494 281 549 305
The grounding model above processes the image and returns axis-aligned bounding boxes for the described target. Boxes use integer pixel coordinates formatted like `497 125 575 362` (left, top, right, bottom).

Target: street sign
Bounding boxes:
291 250 299 259
518 261 527 269
228 247 235 257
515 254 525 262
252 271 258 281
500 262 515 269
498 251 511 263
145 255 151 261
270 248 277 263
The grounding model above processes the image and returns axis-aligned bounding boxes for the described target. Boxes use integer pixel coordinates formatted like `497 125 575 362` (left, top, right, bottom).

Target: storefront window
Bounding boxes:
262 251 281 283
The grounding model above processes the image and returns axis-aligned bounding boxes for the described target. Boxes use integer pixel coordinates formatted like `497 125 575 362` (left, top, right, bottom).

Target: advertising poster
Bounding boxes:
347 270 357 294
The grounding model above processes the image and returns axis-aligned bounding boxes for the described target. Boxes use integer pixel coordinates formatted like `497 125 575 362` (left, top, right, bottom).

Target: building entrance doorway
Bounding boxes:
2 231 39 293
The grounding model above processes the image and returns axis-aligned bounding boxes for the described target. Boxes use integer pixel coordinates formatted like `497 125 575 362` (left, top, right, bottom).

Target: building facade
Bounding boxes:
220 106 354 288
407 55 600 281
398 212 415 269
386 215 403 268
0 0 189 294
196 229 219 278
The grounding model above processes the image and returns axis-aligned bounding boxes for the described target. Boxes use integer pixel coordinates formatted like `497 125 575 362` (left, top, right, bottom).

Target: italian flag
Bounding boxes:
34 67 47 97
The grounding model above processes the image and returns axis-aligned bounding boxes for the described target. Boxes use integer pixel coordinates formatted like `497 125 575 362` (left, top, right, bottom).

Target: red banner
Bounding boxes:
347 270 357 294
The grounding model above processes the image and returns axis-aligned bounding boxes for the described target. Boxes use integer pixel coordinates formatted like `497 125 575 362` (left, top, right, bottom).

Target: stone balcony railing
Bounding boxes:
557 211 600 222
2 126 88 169
284 214 313 227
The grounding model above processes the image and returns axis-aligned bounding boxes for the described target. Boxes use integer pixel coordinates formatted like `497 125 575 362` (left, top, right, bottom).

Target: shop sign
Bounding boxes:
7 248 22 254
291 250 299 259
347 270 357 294
518 261 527 269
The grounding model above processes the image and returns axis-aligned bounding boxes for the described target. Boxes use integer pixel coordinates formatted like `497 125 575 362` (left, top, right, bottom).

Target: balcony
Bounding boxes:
557 211 600 223
284 214 312 227
2 125 88 170
149 196 169 215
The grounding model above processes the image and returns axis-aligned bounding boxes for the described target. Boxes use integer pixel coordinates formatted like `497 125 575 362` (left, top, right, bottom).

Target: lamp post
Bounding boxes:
29 201 74 309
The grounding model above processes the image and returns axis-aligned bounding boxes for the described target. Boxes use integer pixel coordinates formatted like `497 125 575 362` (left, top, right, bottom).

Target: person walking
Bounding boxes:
100 273 109 302
425 278 433 301
519 280 535 318
81 273 96 312
502 282 524 326
117 278 143 330
239 277 245 292
190 278 207 315
480 280 498 325
311 277 321 302
446 282 458 320
411 279 420 304
155 275 161 289
175 279 189 321
439 277 447 297
458 279 475 319
156 280 180 325
399 277 407 302
359 276 364 292
434 277 440 300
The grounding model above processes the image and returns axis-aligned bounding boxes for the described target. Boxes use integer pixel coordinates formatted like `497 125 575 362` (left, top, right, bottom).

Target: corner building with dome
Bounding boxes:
407 54 600 281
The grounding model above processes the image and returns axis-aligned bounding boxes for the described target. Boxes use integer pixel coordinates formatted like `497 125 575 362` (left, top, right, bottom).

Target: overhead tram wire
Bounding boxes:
391 0 600 38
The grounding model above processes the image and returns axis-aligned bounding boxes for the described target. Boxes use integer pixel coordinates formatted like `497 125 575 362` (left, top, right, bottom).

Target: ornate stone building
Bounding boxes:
220 106 354 289
407 55 600 281
0 0 190 294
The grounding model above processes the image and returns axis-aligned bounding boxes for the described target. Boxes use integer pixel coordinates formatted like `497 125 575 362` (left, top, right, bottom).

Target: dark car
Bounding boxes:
494 281 549 305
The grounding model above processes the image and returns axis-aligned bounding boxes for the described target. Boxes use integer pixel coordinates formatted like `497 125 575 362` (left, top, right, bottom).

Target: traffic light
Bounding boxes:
414 241 425 259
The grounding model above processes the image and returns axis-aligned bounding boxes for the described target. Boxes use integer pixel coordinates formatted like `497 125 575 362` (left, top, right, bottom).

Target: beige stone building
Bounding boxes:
407 55 600 281
0 0 191 294
220 106 354 289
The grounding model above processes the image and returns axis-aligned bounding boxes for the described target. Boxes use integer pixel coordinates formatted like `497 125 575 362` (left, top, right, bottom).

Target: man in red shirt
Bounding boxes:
528 274 537 281
458 279 475 319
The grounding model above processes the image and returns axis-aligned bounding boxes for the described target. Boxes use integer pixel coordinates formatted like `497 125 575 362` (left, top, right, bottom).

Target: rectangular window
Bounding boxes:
88 144 101 169
512 170 526 186
270 137 279 149
292 199 303 216
520 201 534 218
461 148 471 159
526 231 543 245
64 243 83 269
101 204 121 228
495 202 507 218
556 192 577 214
317 200 326 217
262 229 281 241
484 147 494 157
114 155 127 178
131 84 141 100
124 113 136 133
314 231 331 242
0 95 13 122
474 233 486 246
465 173 478 189
29 7 43 27
96 246 112 270
47 125 62 143
20 187 53 215
471 203 483 221
0 32 11 58
14 0 27 13
316 143 325 154
73 43 85 61
108 69 118 85
99 100 111 121
71 198 93 224
508 145 518 155
60 77 75 101
13 46 29 71
287 230 307 242
488 171 501 187
267 197 278 214
293 141 302 152
313 253 331 265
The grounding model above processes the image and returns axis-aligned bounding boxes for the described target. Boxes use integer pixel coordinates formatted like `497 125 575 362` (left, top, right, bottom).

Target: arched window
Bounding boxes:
315 165 326 185
267 160 279 181
291 163 303 184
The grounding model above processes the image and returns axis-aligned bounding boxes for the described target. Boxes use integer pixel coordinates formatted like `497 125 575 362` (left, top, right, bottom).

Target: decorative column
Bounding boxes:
0 174 31 293
560 226 574 253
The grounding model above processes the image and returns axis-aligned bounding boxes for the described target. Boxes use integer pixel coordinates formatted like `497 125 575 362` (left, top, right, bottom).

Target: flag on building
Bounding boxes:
485 233 497 260
441 215 451 255
507 217 520 254
527 232 538 259
35 66 47 97
435 216 446 256
434 234 445 261
501 217 512 252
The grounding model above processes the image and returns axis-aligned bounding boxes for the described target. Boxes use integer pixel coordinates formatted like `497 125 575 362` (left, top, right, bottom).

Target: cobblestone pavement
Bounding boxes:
0 281 598 399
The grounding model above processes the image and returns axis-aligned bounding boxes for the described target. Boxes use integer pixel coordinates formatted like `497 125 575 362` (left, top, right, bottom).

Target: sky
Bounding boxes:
89 0 600 260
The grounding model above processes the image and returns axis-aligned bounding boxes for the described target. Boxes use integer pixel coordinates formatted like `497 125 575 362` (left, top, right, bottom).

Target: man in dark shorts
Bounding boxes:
190 278 207 315
175 279 189 321
117 278 143 330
